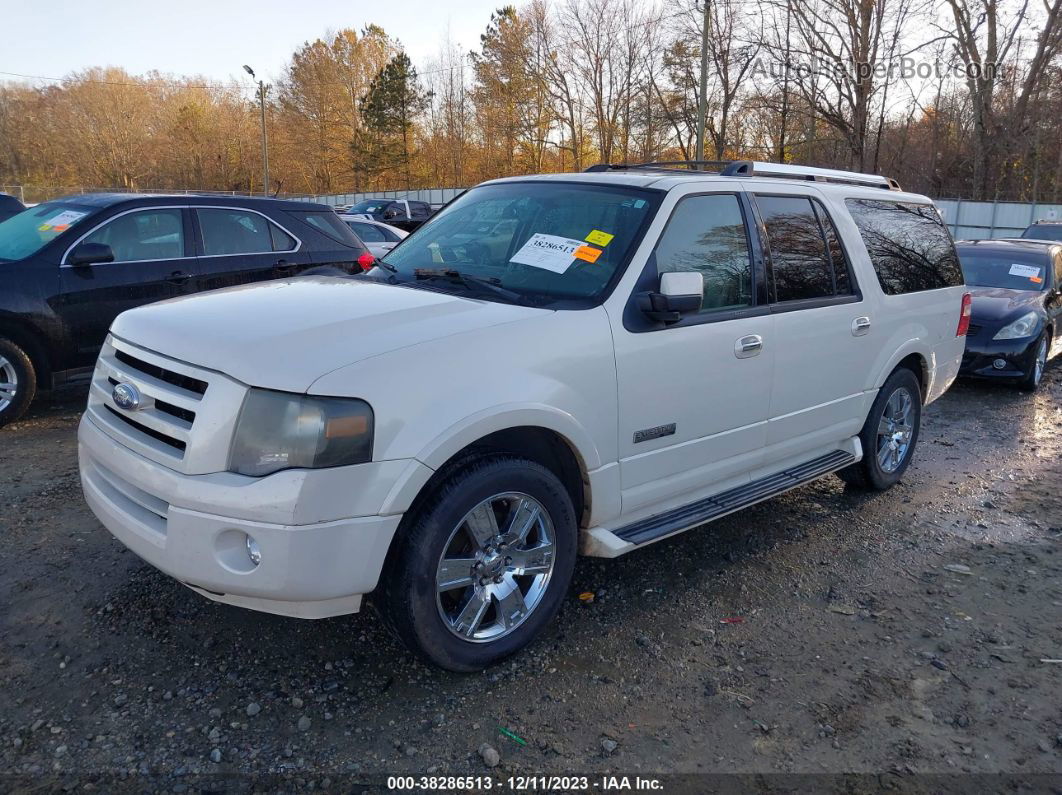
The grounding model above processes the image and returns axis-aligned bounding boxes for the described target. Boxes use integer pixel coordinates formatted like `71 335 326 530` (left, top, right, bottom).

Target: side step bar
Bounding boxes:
613 449 855 546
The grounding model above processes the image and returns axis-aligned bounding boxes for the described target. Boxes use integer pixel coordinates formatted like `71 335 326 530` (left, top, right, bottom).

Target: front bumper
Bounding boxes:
960 334 1038 380
78 414 406 618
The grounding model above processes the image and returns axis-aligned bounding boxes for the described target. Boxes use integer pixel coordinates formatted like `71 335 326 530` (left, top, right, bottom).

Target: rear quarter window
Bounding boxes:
290 211 363 248
845 199 963 295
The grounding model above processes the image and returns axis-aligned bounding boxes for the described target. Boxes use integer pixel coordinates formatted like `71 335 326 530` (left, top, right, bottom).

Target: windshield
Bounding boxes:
1022 225 1062 241
379 181 660 305
0 201 96 261
347 200 390 215
958 250 1048 291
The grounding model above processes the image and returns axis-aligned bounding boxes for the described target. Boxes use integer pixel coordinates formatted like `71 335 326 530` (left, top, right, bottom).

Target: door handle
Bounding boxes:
735 334 763 359
167 270 192 285
852 316 871 336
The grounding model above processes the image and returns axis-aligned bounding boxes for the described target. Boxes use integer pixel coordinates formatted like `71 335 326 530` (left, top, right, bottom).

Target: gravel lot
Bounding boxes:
1 367 1061 791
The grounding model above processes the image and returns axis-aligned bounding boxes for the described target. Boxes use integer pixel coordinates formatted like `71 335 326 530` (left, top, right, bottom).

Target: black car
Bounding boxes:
344 198 435 232
0 193 373 426
1020 220 1062 242
0 193 25 223
956 239 1062 391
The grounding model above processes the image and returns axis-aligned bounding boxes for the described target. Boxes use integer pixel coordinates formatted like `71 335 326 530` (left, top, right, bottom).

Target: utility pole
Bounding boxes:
244 65 270 196
694 0 711 167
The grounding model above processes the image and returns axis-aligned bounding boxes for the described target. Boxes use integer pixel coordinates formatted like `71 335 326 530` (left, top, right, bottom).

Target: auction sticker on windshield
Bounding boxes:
510 233 585 273
1009 263 1042 279
38 209 88 231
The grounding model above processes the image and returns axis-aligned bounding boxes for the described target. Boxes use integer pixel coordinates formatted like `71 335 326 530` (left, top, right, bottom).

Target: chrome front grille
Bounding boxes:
86 336 248 474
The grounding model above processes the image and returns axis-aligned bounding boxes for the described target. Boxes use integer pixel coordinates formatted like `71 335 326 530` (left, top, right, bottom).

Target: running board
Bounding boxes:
613 449 855 545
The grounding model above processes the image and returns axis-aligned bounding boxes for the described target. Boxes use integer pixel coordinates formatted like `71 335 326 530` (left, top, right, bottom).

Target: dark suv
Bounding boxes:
343 198 435 232
0 193 372 426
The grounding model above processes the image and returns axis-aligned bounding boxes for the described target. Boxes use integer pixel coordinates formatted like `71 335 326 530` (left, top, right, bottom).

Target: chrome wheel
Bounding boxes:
1033 338 1047 385
0 354 18 413
876 386 914 473
435 492 556 643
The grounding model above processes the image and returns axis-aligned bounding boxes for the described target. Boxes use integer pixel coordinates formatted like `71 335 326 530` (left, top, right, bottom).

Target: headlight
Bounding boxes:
993 311 1040 340
228 389 374 477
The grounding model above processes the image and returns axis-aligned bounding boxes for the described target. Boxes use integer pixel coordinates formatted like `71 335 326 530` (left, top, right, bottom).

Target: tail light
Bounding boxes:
956 293 972 336
357 252 375 271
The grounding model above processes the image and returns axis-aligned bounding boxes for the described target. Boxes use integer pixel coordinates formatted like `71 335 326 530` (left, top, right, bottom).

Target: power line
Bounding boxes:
0 69 258 92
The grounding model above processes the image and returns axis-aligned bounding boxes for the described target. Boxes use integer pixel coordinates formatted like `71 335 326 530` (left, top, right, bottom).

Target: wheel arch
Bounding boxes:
875 345 929 404
0 316 53 388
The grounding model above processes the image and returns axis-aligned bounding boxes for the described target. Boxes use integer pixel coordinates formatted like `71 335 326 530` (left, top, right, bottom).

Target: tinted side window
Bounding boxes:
757 195 839 302
270 224 296 251
83 209 184 263
814 202 851 295
845 199 963 294
653 194 753 313
298 211 362 246
198 209 273 256
349 221 385 242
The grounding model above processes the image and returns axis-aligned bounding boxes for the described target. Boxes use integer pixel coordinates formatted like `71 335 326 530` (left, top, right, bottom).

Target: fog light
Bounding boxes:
246 536 262 566
992 358 1007 370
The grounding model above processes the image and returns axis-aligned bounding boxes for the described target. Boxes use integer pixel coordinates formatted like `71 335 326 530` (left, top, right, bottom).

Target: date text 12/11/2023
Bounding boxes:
387 775 665 791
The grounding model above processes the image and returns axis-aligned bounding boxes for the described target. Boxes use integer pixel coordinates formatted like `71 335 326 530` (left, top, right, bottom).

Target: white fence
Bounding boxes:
303 188 1061 241
936 198 1062 240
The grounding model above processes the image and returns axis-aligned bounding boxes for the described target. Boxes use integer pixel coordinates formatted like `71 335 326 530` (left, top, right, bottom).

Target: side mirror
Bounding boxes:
637 271 703 324
67 242 115 267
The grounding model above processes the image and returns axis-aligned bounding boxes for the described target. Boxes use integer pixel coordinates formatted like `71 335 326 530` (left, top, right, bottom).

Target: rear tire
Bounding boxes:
376 456 577 672
837 367 922 491
0 338 36 429
1017 334 1049 392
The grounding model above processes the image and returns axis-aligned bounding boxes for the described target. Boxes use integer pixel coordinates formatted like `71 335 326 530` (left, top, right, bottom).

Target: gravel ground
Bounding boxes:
1 367 1060 792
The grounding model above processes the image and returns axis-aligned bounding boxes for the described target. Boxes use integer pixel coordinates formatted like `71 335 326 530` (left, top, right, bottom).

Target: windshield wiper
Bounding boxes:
413 268 527 303
374 258 397 273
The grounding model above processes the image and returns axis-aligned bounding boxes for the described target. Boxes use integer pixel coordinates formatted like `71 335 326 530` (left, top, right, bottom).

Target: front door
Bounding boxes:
57 206 196 369
611 192 774 518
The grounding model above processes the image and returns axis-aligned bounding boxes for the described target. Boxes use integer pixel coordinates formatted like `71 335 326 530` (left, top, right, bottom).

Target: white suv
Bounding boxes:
78 162 969 670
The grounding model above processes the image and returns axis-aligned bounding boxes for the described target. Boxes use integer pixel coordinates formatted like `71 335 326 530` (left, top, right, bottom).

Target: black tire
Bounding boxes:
0 338 36 429
376 456 577 672
837 367 922 491
1017 333 1049 392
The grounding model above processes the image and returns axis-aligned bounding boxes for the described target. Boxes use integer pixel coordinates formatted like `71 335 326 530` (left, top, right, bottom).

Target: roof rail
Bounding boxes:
583 159 901 191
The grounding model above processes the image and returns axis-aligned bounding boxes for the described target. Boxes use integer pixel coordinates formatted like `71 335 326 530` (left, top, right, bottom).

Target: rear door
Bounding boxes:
749 189 874 463
192 206 309 290
57 206 196 368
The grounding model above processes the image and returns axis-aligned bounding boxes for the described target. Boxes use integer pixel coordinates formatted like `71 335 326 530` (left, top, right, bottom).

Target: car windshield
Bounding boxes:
1022 225 1062 241
379 181 660 305
958 250 1048 291
0 201 96 262
348 200 389 214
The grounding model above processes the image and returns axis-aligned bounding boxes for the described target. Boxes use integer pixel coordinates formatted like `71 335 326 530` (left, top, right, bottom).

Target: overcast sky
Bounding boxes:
1 0 501 87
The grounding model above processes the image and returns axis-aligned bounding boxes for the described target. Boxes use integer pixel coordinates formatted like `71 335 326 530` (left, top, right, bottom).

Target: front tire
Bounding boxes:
376 456 577 672
0 338 36 429
837 367 922 491
1018 334 1049 392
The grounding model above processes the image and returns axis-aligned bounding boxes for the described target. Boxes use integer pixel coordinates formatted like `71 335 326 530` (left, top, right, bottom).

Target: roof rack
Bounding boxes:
583 160 902 191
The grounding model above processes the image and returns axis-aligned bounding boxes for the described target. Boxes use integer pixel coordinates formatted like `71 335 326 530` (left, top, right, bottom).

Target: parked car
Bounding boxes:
1020 220 1062 242
956 239 1061 390
77 162 967 670
337 215 407 258
344 198 434 232
0 193 373 427
0 193 25 223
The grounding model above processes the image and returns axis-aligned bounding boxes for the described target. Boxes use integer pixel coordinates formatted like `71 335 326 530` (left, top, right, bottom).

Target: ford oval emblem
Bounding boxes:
112 382 142 411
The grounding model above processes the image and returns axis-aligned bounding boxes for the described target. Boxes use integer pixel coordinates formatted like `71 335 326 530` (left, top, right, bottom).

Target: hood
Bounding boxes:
968 286 1045 325
110 277 547 391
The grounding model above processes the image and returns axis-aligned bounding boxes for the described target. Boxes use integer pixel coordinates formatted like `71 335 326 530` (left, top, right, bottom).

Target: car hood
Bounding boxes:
968 286 1044 325
110 276 548 392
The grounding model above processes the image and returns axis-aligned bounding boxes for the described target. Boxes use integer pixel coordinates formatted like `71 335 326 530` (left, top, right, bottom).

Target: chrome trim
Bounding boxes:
61 204 302 266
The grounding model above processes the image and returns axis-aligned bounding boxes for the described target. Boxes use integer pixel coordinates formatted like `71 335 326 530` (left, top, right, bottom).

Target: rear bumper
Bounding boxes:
79 414 404 618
